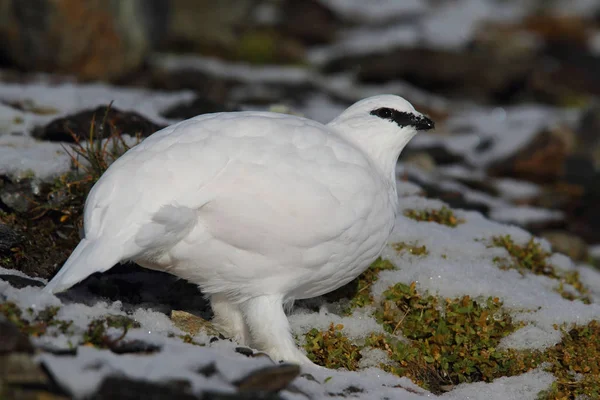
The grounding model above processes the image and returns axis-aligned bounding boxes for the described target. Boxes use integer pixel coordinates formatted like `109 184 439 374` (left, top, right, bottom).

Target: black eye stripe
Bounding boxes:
370 107 435 131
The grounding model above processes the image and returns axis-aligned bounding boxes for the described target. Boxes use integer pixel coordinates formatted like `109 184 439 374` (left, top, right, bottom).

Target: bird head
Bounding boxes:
327 94 434 179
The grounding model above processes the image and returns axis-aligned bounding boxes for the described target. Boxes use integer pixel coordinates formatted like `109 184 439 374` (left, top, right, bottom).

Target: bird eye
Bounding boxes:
375 108 393 119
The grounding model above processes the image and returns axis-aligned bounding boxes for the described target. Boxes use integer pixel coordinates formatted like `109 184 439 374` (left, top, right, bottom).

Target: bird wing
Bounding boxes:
82 113 378 262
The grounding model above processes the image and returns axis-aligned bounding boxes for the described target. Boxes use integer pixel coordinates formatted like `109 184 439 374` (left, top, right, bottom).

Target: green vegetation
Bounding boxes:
347 257 395 311
0 302 72 336
491 235 590 304
0 105 139 279
82 315 140 348
404 207 464 227
304 323 362 370
393 242 429 256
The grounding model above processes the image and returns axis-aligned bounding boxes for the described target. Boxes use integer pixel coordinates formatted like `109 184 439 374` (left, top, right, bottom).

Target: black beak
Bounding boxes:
414 115 435 131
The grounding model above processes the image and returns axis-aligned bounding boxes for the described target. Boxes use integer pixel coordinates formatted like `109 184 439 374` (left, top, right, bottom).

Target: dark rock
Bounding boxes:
0 223 20 253
234 364 300 393
541 230 589 262
564 156 596 189
0 274 44 289
92 376 285 400
488 127 574 184
162 97 237 121
0 0 167 80
110 340 161 355
163 0 255 54
235 347 254 357
323 48 535 102
33 106 164 143
280 0 338 45
197 362 218 377
0 179 34 213
92 376 198 400
0 317 34 354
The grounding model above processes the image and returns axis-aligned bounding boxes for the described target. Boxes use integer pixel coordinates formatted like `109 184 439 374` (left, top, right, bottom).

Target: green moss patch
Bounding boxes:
304 323 362 370
539 321 600 399
393 242 429 256
347 258 396 311
82 315 141 348
0 105 138 279
491 235 590 304
404 207 464 227
371 282 538 392
0 302 72 336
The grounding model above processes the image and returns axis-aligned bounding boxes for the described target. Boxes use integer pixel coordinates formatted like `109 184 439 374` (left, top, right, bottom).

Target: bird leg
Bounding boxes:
211 294 249 346
239 294 314 365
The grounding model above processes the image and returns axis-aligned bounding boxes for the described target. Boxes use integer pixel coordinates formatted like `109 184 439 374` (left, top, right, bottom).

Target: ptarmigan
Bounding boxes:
45 95 434 365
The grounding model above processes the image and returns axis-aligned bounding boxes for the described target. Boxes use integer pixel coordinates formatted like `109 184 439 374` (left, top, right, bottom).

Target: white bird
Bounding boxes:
45 94 433 365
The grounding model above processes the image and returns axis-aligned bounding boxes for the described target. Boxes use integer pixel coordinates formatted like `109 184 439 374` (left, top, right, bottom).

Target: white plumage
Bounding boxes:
45 94 434 365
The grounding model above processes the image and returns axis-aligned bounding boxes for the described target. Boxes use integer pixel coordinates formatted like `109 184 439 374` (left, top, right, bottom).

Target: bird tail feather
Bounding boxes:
44 238 121 294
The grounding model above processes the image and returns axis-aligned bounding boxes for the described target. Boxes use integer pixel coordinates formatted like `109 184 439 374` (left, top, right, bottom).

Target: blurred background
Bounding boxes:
1 0 600 265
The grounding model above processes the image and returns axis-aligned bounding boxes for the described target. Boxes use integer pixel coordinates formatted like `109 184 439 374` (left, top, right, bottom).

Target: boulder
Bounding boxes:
0 0 166 80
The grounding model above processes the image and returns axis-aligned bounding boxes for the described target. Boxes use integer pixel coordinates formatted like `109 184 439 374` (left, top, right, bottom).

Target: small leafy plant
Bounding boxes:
491 235 590 303
404 207 464 227
304 323 362 370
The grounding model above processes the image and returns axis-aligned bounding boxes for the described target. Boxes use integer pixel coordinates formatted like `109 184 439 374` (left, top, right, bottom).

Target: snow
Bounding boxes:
0 135 72 179
152 54 312 85
489 206 564 226
3 173 599 398
493 178 541 201
318 0 426 24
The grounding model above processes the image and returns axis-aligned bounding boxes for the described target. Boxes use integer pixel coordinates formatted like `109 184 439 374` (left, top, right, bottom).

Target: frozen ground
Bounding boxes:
1 175 599 399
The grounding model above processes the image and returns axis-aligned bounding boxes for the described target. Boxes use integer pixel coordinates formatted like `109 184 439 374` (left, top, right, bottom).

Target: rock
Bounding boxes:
162 97 237 121
488 126 575 184
575 103 600 169
0 178 41 213
0 0 167 80
163 0 254 54
110 340 161 355
170 310 219 336
280 0 338 45
541 230 589 262
33 106 164 143
0 353 48 386
234 364 300 393
0 223 20 253
0 275 44 289
235 347 254 357
324 48 535 102
0 317 34 354
92 376 198 400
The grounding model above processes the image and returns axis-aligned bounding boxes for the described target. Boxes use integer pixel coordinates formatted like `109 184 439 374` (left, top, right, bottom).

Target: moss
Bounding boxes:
82 315 140 348
0 105 138 279
404 206 464 227
491 235 591 304
234 30 278 64
304 323 362 370
347 257 396 311
371 283 540 393
0 302 72 336
393 242 429 256
538 321 600 399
